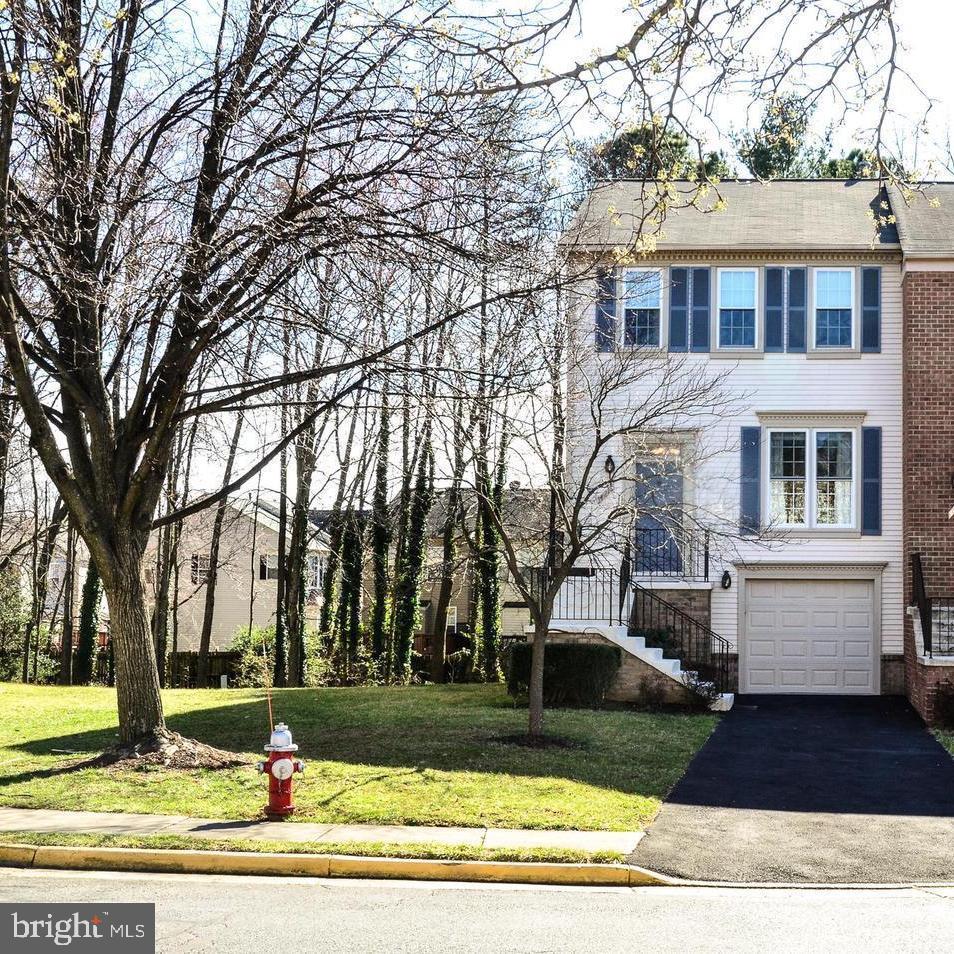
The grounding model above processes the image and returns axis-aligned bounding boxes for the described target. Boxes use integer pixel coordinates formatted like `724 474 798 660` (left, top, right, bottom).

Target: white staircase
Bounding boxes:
546 620 734 712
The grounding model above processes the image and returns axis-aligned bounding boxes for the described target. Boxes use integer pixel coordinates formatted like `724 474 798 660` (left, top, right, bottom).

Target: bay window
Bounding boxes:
768 428 855 529
717 268 757 349
814 268 854 348
623 268 662 347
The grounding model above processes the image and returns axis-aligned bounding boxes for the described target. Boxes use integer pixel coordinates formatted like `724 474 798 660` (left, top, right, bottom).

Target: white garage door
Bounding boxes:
742 578 876 694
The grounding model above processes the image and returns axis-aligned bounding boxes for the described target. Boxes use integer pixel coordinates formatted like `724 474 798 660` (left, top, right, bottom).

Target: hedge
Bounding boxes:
505 641 622 708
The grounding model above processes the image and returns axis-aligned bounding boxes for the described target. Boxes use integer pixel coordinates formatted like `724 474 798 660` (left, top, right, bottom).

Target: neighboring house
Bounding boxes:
559 178 954 716
414 487 551 662
148 498 330 653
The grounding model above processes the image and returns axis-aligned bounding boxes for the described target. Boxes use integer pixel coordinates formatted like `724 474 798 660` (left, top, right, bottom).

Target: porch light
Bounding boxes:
604 455 616 475
721 570 732 589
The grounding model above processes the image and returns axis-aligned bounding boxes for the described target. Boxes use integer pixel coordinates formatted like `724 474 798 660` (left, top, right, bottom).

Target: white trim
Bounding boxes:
716 267 760 350
811 266 856 351
763 426 858 531
621 266 666 350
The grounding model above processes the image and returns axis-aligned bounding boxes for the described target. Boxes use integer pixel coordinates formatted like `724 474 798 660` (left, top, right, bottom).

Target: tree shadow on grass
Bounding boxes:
1 688 704 799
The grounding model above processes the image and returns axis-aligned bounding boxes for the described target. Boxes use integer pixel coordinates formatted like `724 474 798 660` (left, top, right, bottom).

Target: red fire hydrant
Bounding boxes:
256 722 305 820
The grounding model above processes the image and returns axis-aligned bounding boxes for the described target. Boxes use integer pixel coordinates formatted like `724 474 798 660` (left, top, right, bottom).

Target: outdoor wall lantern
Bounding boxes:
721 570 732 590
604 455 616 475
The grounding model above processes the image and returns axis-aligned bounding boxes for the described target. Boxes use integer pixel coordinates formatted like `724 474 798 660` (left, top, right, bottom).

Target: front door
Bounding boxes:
634 459 684 575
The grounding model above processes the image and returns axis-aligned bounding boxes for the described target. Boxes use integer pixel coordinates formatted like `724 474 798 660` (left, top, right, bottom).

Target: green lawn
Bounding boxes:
0 683 716 831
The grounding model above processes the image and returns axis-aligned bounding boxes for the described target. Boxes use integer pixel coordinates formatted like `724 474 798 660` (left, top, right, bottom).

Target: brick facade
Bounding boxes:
902 270 954 722
651 588 712 630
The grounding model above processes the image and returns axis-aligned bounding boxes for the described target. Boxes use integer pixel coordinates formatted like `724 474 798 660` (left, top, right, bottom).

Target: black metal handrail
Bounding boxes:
633 526 709 582
544 567 623 626
912 552 934 656
628 582 731 693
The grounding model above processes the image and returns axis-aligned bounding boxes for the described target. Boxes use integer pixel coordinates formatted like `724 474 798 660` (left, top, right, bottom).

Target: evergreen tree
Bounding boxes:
583 123 731 183
736 95 816 179
73 561 102 685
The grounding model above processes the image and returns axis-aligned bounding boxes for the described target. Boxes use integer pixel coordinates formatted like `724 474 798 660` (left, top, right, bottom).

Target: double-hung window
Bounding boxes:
814 268 854 348
259 553 280 581
768 429 855 529
717 269 757 349
623 268 662 347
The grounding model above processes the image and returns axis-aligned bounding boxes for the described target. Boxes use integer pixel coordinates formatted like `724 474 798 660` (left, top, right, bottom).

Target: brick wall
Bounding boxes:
651 588 712 630
549 633 696 706
902 270 954 722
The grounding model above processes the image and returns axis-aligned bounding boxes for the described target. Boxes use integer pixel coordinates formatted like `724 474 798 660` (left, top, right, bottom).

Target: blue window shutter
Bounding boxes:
740 427 761 536
861 267 881 353
861 427 882 536
668 267 688 352
764 267 784 352
595 269 617 352
690 267 710 352
786 267 807 352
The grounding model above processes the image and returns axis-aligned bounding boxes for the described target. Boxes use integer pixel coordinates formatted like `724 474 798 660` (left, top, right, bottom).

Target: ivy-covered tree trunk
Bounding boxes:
392 437 434 683
57 524 76 685
369 393 391 673
73 560 102 685
335 514 364 681
431 405 465 683
477 435 506 682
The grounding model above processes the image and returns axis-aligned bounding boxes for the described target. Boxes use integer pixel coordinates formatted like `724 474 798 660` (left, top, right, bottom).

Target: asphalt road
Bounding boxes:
4 868 954 953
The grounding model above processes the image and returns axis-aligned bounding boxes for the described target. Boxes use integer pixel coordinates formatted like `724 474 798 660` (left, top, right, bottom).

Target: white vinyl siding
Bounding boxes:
574 255 903 657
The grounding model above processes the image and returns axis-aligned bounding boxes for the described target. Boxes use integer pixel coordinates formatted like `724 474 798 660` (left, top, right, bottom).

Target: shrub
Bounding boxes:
505 641 622 709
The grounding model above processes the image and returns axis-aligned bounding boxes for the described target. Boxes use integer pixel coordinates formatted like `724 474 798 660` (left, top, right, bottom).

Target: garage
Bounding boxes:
741 577 877 694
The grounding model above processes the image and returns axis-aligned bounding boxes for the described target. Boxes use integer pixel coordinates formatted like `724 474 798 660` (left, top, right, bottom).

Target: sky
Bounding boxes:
203 0 954 504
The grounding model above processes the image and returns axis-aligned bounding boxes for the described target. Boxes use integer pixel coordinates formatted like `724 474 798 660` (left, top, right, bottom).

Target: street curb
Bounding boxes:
0 843 671 887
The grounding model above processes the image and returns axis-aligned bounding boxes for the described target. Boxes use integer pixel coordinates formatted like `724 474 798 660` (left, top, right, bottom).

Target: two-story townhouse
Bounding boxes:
559 179 904 707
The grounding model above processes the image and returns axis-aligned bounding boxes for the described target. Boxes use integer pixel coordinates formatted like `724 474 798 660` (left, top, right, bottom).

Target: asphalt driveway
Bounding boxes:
633 695 954 883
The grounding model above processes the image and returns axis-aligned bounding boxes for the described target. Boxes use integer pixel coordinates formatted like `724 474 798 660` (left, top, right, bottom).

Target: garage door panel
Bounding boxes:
743 578 876 695
780 640 808 657
780 670 808 687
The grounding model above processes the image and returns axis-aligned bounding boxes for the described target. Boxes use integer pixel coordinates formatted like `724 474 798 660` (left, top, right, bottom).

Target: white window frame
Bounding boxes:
764 426 858 530
716 267 759 350
191 553 211 585
621 267 665 350
811 267 856 350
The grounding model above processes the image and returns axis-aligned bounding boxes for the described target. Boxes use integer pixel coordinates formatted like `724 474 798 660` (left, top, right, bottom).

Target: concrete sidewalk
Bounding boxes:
0 807 642 855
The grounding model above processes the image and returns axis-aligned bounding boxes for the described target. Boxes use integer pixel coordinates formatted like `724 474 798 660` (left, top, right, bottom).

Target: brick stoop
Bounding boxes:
545 622 733 710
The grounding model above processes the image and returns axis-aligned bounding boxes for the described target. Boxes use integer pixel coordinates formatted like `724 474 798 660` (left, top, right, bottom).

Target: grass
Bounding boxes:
0 683 716 831
0 831 623 865
934 731 954 757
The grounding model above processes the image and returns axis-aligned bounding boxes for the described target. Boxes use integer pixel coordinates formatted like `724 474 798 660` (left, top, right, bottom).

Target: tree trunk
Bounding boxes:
101 543 165 743
528 619 548 739
58 524 75 685
151 521 173 687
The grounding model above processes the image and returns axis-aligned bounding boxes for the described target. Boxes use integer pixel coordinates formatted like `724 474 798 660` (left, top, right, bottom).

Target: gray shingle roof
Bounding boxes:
566 179 899 252
886 182 954 258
